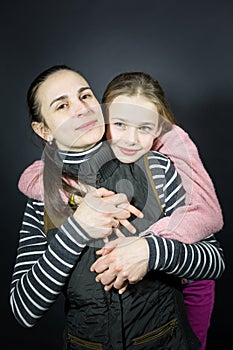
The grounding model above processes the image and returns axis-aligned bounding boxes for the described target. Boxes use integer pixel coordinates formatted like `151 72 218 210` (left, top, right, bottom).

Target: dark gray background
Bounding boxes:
1 0 232 349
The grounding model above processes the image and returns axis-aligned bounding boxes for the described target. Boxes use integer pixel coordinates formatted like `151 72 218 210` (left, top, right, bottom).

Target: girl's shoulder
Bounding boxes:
146 149 170 163
143 150 171 172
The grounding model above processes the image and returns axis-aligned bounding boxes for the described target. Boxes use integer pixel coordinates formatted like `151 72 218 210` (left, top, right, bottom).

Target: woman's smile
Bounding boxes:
75 120 97 131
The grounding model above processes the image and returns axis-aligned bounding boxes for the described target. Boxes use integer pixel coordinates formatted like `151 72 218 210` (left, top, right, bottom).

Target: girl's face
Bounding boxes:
34 70 105 151
106 95 161 163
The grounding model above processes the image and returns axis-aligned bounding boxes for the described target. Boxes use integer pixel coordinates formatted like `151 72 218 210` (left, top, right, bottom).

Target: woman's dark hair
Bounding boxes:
27 65 76 125
27 65 83 227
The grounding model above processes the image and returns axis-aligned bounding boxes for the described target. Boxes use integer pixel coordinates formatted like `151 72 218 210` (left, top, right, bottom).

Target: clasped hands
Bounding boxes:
73 187 143 240
90 236 150 293
73 187 149 293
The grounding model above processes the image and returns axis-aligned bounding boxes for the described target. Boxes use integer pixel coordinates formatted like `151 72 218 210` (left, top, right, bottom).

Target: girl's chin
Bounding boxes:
114 154 135 164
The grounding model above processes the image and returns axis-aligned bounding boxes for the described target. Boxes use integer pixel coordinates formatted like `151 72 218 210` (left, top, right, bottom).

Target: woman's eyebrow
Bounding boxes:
49 87 91 107
50 95 68 107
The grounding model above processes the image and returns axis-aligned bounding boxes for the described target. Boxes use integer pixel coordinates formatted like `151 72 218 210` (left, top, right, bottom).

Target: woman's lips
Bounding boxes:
75 120 96 131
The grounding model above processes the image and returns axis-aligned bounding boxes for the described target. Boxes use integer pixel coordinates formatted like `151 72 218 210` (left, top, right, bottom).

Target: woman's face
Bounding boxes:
35 70 105 151
106 95 161 163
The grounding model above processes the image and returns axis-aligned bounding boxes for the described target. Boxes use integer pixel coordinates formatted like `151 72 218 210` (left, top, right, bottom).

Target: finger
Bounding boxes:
96 245 115 256
100 271 117 286
103 236 109 244
127 204 144 218
84 190 124 215
110 193 128 206
113 273 128 290
95 273 102 282
90 256 110 273
104 282 115 292
118 281 129 294
95 187 115 197
114 228 125 238
119 219 136 234
110 208 131 220
117 203 143 218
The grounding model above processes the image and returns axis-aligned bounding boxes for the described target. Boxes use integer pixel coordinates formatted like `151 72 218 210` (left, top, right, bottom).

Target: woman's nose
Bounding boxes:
73 100 90 117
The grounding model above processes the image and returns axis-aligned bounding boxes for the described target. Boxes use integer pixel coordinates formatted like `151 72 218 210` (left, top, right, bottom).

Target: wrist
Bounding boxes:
145 237 156 271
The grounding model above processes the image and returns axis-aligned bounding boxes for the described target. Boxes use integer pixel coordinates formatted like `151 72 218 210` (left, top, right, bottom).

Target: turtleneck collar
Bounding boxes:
55 141 118 187
57 141 103 165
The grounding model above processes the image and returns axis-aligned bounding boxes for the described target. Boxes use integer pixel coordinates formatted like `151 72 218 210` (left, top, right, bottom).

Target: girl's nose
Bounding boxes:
126 127 138 144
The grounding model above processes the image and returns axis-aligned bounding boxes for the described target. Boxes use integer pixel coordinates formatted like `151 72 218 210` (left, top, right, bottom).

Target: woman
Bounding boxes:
11 65 224 349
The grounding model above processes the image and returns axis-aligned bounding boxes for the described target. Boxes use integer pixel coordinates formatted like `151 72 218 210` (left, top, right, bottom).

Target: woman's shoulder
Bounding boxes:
25 197 45 216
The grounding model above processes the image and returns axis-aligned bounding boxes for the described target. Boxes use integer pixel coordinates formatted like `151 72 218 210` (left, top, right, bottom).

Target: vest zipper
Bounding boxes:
67 333 103 349
131 318 178 345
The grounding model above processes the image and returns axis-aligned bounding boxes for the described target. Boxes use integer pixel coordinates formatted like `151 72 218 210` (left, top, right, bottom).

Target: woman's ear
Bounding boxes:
31 122 52 142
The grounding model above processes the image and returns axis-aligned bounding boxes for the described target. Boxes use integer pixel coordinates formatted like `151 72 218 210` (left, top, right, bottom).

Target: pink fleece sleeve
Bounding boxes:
18 160 45 201
148 125 224 243
18 160 70 203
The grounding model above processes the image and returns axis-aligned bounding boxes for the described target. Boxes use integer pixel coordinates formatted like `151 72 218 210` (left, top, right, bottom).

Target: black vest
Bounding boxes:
45 143 200 350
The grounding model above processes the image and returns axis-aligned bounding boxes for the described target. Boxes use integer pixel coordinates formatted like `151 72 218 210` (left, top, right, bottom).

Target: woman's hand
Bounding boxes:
90 237 149 292
73 188 143 241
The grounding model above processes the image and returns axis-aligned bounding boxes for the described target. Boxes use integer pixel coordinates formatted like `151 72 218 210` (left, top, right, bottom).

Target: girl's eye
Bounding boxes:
139 126 152 133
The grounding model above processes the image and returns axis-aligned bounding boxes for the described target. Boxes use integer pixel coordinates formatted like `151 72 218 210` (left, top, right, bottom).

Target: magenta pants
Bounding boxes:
182 280 215 350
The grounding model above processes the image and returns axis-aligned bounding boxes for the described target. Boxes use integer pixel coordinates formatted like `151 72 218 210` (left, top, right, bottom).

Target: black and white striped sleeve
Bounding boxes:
146 152 186 215
9 199 91 328
144 151 225 280
146 234 225 280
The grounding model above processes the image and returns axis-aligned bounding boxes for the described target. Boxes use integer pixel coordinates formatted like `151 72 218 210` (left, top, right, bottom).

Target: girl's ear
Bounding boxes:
31 122 52 141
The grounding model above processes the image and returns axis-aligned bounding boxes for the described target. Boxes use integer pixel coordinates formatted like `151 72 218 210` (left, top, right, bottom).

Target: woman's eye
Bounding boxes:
81 93 92 100
114 122 125 128
57 103 68 110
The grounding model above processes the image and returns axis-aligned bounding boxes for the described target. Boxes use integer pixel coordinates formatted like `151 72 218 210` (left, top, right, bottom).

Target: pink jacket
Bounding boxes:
150 125 223 242
18 125 223 243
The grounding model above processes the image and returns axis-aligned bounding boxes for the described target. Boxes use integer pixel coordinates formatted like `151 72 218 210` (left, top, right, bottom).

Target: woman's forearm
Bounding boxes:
9 200 90 328
146 234 225 280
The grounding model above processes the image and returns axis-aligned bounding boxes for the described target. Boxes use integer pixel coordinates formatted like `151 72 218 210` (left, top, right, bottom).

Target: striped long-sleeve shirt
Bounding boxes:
10 149 225 328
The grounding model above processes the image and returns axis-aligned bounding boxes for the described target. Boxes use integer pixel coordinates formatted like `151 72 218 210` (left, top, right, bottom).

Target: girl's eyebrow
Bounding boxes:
49 87 91 107
111 117 156 127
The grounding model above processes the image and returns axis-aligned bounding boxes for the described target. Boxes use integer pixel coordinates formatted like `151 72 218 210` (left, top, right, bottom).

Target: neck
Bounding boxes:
57 142 99 153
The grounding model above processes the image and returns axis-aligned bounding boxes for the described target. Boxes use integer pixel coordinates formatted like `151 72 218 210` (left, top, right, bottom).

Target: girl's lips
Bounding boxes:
118 146 139 156
76 120 96 131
